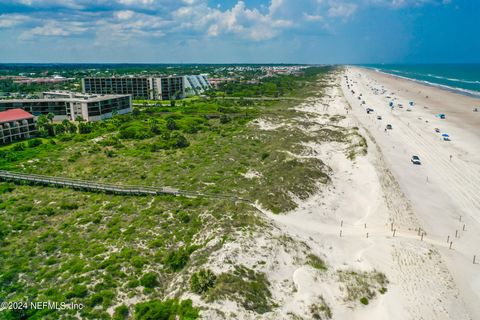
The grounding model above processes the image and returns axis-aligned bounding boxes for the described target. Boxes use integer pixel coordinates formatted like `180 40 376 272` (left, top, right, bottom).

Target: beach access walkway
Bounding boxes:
0 170 249 203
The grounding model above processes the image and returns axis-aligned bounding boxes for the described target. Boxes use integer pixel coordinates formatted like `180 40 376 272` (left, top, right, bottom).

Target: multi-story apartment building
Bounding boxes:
81 77 152 100
0 91 132 122
82 75 211 100
0 109 36 144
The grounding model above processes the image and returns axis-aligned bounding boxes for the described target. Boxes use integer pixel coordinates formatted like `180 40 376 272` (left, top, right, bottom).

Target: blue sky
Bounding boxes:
0 0 478 63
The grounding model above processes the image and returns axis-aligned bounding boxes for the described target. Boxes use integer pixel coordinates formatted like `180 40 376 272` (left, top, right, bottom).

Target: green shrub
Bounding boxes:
113 304 129 320
206 265 272 314
119 123 151 140
163 247 194 272
177 212 191 223
39 207 56 216
88 290 115 307
219 115 231 124
140 272 159 288
190 269 217 294
65 285 88 298
134 299 199 320
166 118 179 130
12 143 26 151
0 183 15 194
60 202 79 210
131 256 146 269
27 139 43 148
360 297 369 305
105 149 116 157
307 254 327 271
17 204 33 212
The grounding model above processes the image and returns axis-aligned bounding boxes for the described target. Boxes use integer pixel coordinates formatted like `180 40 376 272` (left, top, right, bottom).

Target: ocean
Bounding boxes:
361 64 480 97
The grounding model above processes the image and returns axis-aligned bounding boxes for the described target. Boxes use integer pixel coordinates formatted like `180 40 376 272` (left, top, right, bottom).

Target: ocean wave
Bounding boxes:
423 73 480 84
370 67 480 86
369 68 480 98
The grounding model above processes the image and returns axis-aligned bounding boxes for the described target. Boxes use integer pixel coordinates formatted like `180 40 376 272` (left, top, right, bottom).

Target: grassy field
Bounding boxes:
0 66 368 319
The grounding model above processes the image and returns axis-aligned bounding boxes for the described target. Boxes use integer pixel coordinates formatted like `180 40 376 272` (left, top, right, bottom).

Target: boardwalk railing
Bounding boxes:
0 170 250 203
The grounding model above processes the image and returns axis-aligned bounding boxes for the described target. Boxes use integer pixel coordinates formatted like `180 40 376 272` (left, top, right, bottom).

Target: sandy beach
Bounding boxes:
217 67 480 319
339 67 480 319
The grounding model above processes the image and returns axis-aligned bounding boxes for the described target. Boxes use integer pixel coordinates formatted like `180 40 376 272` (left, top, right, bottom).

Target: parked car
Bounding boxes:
411 155 421 165
386 124 392 130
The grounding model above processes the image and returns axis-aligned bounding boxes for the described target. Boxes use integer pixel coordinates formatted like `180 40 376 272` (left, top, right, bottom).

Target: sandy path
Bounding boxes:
342 67 480 319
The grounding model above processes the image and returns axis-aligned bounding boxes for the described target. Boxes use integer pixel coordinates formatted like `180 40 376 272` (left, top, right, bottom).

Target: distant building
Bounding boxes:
0 75 74 84
184 75 212 96
82 77 153 100
0 109 36 144
208 77 236 88
0 91 132 122
82 75 212 100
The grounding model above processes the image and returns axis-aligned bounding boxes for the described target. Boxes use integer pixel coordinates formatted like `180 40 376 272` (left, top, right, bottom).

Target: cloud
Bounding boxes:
20 20 88 38
173 1 293 41
0 14 30 28
304 13 324 21
366 0 451 8
0 0 452 45
328 2 357 18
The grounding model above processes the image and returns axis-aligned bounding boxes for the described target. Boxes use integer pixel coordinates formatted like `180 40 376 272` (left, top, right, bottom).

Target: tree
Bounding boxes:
46 112 55 123
78 122 93 134
62 119 77 134
36 114 54 137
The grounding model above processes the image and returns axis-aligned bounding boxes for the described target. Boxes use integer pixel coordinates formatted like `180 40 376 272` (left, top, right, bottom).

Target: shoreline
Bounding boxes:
354 65 480 99
342 66 480 319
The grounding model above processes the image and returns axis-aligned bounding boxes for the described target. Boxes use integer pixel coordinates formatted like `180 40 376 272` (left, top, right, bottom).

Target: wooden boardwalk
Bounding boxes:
0 170 249 203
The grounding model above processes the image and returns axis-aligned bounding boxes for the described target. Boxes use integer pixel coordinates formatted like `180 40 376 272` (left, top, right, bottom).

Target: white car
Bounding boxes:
411 155 421 165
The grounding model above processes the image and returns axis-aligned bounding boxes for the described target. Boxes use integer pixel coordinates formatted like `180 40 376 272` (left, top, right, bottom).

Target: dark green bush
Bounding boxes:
113 304 129 320
163 246 194 272
27 139 43 148
166 118 178 131
65 285 88 298
60 202 79 210
140 272 159 288
177 212 191 223
12 143 25 151
190 269 217 294
134 299 199 320
0 183 15 194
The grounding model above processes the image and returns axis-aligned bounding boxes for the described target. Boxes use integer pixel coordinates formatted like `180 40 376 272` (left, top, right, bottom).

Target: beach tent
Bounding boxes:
437 113 446 119
442 133 449 137
409 101 414 106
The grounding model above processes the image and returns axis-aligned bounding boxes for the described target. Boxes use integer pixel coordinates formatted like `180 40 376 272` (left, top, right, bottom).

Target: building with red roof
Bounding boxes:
0 109 36 144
